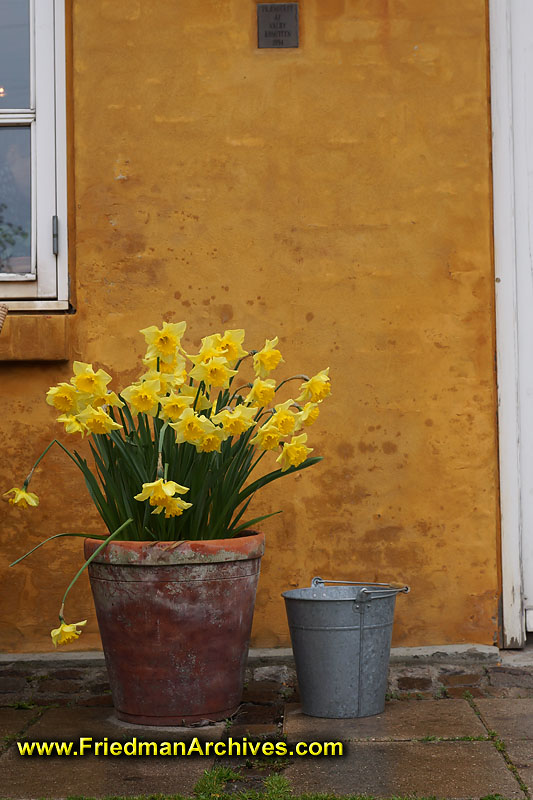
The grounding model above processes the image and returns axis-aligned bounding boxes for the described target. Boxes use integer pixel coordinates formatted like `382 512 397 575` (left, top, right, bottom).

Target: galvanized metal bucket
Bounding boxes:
282 577 409 719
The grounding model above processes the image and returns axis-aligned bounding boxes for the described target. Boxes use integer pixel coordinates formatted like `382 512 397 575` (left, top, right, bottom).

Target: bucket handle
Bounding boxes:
311 576 410 596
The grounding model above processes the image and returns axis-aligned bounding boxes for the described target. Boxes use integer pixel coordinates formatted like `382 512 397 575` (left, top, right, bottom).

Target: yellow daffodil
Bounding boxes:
134 478 190 507
51 619 87 647
196 427 228 454
297 368 331 403
170 408 216 445
211 405 256 437
295 402 320 429
188 333 224 365
245 378 277 408
76 406 123 435
139 369 183 396
179 384 212 411
3 487 39 509
253 337 284 379
159 392 194 422
189 356 237 389
120 379 161 415
270 399 298 436
251 423 283 451
56 414 88 436
140 321 187 362
151 496 193 518
219 329 247 365
46 383 80 414
276 433 313 472
82 390 124 410
143 352 188 380
70 362 112 396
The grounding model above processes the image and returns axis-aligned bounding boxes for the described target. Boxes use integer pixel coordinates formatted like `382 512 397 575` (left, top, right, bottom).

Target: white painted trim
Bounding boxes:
490 0 525 647
2 299 68 311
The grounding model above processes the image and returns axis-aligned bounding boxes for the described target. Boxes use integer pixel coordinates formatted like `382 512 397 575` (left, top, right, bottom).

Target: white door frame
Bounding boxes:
490 0 526 648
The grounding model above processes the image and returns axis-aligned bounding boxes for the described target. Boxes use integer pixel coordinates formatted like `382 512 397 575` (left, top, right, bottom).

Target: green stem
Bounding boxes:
9 532 106 567
58 518 133 622
22 439 76 489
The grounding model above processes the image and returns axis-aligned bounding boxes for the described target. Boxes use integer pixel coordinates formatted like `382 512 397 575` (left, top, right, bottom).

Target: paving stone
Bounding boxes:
284 699 486 741
397 676 433 691
0 678 29 693
505 738 533 792
477 698 533 739
0 707 218 799
0 709 36 743
488 666 533 688
284 741 524 799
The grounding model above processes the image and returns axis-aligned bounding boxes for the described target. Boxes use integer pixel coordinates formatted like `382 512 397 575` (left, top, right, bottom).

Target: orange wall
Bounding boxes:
0 0 499 652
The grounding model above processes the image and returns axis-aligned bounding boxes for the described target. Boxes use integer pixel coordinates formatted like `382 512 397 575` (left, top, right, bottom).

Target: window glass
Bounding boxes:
0 126 31 274
0 0 31 110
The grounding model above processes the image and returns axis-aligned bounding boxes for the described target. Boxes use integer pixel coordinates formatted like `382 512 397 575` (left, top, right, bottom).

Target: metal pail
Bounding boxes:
282 577 409 718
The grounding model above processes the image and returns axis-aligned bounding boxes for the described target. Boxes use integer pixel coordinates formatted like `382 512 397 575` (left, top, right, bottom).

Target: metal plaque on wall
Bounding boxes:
257 3 299 49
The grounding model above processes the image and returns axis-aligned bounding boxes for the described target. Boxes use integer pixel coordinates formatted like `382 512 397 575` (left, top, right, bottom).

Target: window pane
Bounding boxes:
0 0 31 109
0 127 31 274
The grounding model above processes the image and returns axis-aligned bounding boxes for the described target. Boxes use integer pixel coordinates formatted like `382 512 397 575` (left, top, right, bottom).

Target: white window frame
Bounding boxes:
0 0 68 310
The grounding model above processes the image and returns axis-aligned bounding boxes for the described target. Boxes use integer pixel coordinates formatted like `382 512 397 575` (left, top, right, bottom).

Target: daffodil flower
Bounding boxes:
211 405 256 436
46 383 80 414
3 487 39 509
189 356 237 389
179 385 212 411
253 337 284 379
134 478 190 507
251 424 283 451
276 433 313 472
295 402 320 429
120 379 161 415
140 321 187 361
196 428 228 454
270 399 298 436
245 378 276 408
142 352 187 378
76 406 123 435
170 408 217 445
297 368 331 403
70 362 112 396
151 496 193 518
219 329 248 365
56 414 88 436
50 619 87 647
159 392 194 421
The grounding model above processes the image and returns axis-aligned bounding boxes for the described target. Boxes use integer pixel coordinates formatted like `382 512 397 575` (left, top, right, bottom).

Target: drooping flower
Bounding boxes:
134 478 190 507
211 405 256 437
253 337 284 379
56 414 88 436
120 379 161 415
251 423 283 451
276 433 313 472
245 378 277 408
3 487 39 509
170 408 216 445
140 321 187 362
51 619 87 647
70 362 112 396
159 392 194 422
270 399 298 436
297 368 331 403
82 390 124 410
151 496 193 518
46 383 80 414
189 356 237 389
75 406 123 435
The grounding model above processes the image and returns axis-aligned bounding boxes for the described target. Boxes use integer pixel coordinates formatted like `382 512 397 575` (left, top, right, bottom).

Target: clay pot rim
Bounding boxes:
84 530 265 566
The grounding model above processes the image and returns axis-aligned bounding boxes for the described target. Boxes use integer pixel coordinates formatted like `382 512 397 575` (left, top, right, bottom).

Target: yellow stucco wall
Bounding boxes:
0 0 499 652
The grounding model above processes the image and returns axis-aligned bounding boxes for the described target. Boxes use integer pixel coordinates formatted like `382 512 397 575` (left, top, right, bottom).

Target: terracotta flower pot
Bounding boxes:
84 531 265 725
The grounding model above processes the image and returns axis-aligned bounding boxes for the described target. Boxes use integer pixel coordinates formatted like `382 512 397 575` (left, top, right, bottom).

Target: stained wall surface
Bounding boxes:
0 0 499 652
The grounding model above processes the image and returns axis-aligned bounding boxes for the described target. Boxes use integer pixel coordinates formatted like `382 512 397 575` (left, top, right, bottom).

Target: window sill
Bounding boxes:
0 314 71 361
